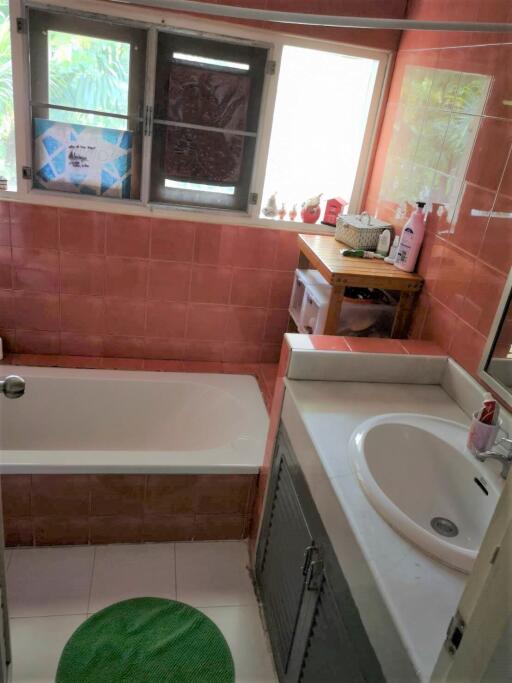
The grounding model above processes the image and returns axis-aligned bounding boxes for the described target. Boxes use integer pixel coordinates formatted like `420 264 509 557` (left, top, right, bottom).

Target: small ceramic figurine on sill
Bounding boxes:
277 203 286 221
289 204 298 221
301 193 322 224
262 192 278 218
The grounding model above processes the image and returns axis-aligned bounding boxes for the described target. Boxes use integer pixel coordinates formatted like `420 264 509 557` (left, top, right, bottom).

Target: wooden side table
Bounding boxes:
297 234 423 338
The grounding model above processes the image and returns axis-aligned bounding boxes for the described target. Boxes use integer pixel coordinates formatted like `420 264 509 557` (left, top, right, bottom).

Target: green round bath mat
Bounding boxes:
56 597 235 683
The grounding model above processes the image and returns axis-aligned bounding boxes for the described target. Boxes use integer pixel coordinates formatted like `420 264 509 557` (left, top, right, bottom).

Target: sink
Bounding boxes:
349 414 502 573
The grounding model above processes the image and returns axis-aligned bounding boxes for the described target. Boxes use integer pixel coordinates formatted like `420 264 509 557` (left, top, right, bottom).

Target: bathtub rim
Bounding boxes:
0 365 268 475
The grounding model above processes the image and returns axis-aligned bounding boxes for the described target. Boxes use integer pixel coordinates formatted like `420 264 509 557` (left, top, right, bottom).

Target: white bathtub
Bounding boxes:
0 366 268 474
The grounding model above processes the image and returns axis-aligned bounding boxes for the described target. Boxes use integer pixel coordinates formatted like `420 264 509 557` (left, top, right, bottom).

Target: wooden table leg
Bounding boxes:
323 285 345 335
298 252 310 269
391 291 416 338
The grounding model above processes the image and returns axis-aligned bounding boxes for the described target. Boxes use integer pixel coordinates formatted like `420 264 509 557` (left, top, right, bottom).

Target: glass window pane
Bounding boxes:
48 30 130 130
0 1 16 190
261 46 379 221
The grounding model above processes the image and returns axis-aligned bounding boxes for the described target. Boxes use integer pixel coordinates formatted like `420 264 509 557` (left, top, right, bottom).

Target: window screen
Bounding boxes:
28 9 147 200
151 32 267 211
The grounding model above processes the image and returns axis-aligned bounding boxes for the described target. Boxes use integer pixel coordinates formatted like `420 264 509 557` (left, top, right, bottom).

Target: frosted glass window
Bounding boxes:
262 46 379 220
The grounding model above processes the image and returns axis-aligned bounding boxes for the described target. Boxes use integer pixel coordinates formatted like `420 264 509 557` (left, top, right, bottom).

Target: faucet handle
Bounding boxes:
497 436 512 454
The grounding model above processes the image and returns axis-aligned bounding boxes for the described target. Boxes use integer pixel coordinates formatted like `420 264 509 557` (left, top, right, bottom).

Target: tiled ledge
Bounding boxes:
285 334 445 356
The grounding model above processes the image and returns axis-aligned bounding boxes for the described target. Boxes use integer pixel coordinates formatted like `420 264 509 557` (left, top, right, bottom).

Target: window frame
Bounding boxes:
27 6 148 199
4 0 392 232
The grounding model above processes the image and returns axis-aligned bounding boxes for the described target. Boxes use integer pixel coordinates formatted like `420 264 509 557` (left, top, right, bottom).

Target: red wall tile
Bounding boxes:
59 209 106 254
61 295 105 334
60 253 105 296
10 204 58 249
190 265 232 304
105 298 146 336
479 192 512 275
106 257 148 299
148 261 191 302
151 219 196 262
227 307 267 342
231 268 272 307
106 214 151 258
362 0 512 380
14 292 60 331
146 301 188 338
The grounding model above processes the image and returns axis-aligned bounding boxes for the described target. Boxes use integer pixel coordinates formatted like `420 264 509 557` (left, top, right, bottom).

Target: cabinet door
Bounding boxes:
299 573 365 683
256 443 314 679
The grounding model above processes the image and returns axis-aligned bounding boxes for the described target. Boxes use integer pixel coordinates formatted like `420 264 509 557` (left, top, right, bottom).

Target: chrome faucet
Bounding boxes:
475 435 512 480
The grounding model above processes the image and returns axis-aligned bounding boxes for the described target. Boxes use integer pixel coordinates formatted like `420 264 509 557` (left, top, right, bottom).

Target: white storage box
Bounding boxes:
298 283 331 334
289 269 329 326
298 281 397 337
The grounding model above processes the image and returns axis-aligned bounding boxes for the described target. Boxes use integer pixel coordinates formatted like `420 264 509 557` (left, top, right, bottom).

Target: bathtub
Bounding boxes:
0 365 268 474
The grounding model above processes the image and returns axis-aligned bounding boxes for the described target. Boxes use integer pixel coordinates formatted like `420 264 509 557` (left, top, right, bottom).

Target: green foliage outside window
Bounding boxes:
0 2 16 189
48 30 131 130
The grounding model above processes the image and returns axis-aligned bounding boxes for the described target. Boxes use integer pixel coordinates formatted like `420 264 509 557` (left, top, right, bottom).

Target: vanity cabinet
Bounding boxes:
255 426 384 683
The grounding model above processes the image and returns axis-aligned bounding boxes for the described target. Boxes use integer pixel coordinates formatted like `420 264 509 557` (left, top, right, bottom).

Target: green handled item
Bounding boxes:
340 248 384 259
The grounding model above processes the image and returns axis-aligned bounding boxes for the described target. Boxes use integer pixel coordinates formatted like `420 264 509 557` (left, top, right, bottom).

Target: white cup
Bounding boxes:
467 411 502 453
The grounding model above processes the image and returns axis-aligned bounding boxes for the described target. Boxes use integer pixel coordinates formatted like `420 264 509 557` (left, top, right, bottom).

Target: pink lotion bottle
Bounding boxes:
394 201 426 273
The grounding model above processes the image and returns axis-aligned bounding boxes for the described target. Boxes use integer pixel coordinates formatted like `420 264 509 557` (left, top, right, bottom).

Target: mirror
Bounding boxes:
479 268 512 403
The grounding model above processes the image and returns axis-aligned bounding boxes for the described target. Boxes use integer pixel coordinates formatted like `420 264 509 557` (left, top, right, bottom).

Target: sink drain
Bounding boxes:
431 517 459 538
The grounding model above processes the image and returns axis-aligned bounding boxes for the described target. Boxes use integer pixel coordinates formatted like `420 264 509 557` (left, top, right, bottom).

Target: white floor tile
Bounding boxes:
7 546 94 618
202 605 278 683
88 543 176 613
10 614 86 683
4 550 12 571
176 541 256 608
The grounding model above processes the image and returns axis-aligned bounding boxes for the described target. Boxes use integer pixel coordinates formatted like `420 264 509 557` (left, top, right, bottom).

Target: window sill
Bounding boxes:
0 188 335 235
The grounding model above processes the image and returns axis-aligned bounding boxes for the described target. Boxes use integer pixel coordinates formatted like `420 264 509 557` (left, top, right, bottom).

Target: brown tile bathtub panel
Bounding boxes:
196 475 255 515
33 515 89 545
142 514 196 542
90 475 145 516
144 476 199 515
89 515 143 544
31 475 90 516
245 475 258 517
4 517 34 547
1 475 32 517
194 514 246 541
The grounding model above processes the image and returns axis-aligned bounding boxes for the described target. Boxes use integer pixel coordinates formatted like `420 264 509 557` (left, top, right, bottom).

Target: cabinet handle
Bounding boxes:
301 545 315 575
306 559 324 592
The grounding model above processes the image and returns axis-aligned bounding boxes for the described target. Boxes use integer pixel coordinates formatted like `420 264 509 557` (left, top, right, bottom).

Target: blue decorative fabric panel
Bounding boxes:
33 118 133 198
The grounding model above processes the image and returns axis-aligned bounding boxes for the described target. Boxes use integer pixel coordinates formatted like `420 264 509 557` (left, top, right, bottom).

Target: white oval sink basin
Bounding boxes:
349 414 502 573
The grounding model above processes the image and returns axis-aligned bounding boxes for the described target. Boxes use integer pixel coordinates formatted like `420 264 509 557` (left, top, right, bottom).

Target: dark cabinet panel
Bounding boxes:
299 574 365 683
256 449 313 677
256 426 385 683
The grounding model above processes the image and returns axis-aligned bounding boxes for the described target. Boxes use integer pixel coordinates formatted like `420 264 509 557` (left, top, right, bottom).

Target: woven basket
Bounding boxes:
335 212 392 250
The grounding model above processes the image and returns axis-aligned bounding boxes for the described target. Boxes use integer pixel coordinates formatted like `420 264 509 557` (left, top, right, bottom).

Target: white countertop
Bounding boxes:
282 379 497 682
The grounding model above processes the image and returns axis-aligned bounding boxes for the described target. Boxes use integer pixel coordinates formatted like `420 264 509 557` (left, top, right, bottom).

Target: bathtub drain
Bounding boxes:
431 517 459 538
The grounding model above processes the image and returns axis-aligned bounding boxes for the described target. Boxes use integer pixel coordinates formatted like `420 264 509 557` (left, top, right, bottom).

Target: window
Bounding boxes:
261 45 379 220
0 1 16 191
28 9 146 199
151 32 268 211
21 5 386 218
